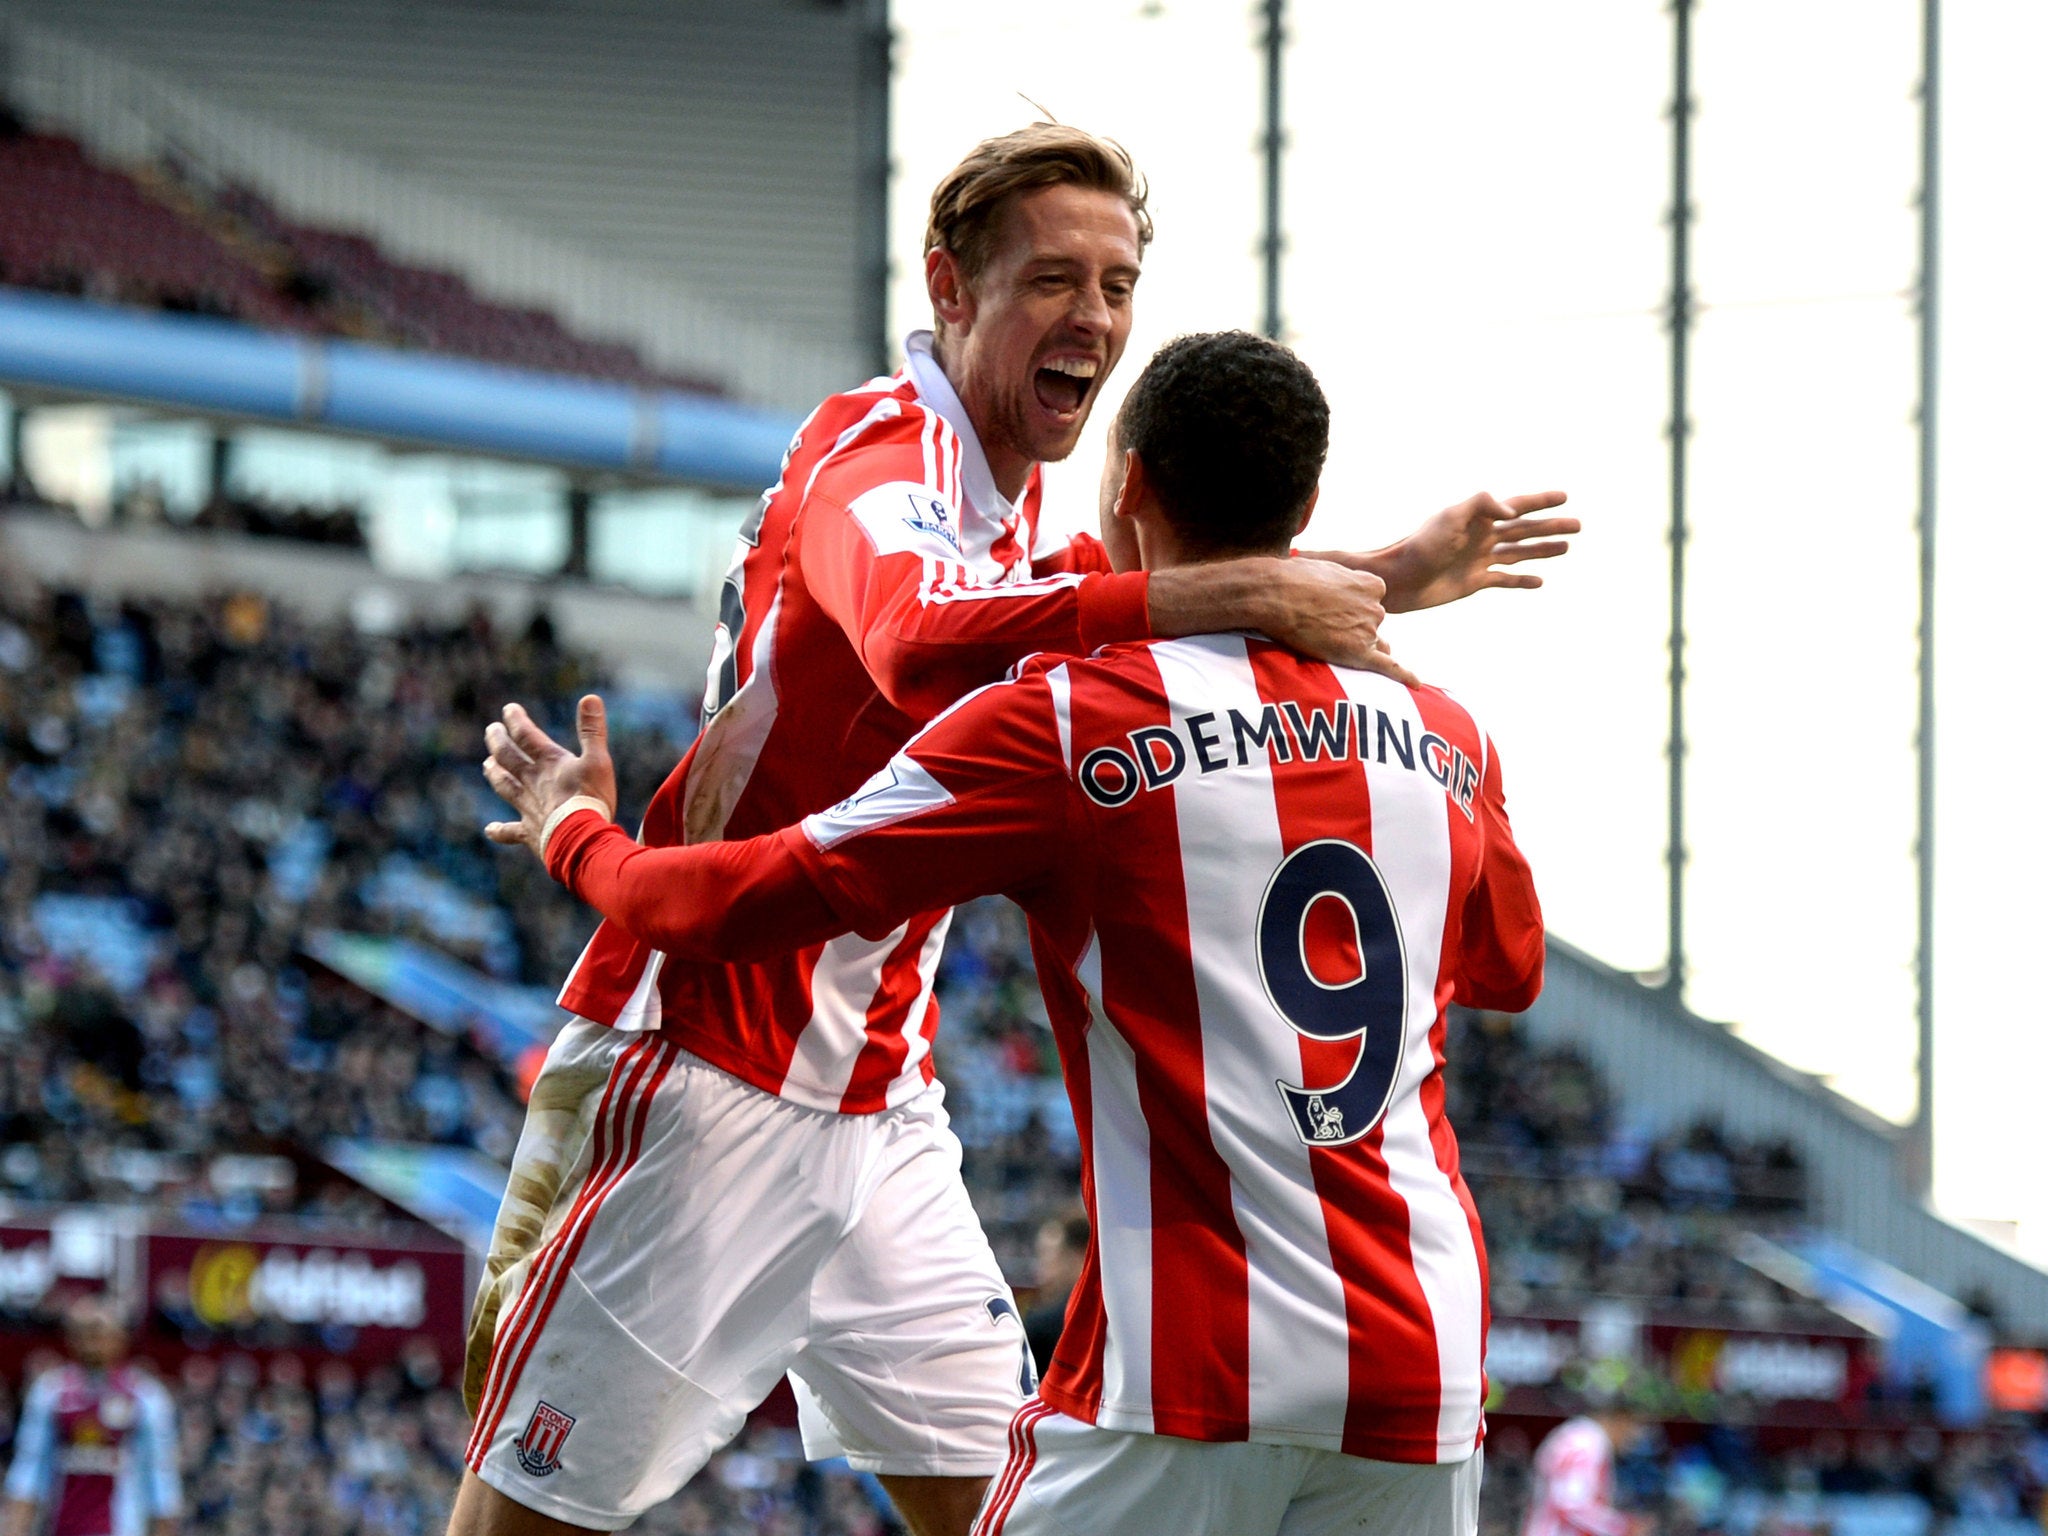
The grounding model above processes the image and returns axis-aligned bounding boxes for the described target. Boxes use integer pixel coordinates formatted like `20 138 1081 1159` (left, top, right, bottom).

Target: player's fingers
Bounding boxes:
481 757 526 803
1497 515 1580 540
483 821 525 846
576 694 609 759
501 702 561 760
1459 492 1509 522
484 721 535 771
1502 490 1569 514
485 736 538 785
1489 540 1573 565
1482 570 1545 591
1360 645 1420 689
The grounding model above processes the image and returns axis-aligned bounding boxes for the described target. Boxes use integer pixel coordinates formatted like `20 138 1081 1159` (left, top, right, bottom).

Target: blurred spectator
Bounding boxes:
3 1296 180 1536
1521 1408 1646 1536
1022 1211 1087 1378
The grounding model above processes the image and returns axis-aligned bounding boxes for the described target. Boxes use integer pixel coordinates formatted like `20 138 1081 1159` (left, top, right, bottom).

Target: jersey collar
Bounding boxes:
903 330 1019 528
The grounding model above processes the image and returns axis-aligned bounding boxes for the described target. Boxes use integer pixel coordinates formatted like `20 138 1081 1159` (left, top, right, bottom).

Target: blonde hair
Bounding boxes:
924 123 1153 284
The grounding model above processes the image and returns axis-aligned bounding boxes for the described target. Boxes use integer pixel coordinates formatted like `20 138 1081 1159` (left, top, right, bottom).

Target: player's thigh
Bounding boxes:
974 1405 1297 1536
446 1468 605 1536
465 1016 619 1419
1280 1446 1483 1536
468 1043 868 1527
876 1474 994 1536
793 1090 1030 1477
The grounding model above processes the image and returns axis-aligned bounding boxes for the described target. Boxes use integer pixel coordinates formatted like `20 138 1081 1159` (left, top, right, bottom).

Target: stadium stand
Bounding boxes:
0 575 679 1211
0 1 875 410
0 102 719 392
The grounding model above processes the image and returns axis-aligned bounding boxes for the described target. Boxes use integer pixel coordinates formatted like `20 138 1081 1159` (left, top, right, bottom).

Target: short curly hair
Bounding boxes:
925 123 1153 285
1114 331 1329 556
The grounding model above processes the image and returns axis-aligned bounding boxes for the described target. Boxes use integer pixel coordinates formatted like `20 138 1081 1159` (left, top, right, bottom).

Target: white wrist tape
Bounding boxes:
539 795 614 861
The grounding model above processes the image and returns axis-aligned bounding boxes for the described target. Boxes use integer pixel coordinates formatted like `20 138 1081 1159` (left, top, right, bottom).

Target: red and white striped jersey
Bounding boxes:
1522 1418 1630 1536
546 629 1544 1461
555 330 1150 1113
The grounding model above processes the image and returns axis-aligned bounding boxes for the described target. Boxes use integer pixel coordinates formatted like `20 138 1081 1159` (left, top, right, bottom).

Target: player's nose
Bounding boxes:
1066 281 1112 337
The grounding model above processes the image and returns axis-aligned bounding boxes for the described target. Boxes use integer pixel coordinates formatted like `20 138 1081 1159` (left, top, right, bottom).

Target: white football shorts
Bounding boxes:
463 1017 1030 1530
973 1403 1482 1536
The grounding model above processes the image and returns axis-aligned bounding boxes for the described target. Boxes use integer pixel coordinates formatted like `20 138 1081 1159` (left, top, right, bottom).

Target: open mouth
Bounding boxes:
1032 359 1098 418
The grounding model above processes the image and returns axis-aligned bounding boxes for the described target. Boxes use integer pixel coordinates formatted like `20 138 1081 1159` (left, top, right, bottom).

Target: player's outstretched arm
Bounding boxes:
483 696 850 960
485 684 1069 962
1298 489 1577 614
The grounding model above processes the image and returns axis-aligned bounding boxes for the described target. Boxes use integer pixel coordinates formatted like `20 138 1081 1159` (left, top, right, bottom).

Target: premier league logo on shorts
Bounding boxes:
514 1400 575 1477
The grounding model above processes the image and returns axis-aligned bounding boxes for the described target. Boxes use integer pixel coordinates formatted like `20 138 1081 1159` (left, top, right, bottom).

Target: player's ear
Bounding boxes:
1111 448 1146 524
926 246 975 333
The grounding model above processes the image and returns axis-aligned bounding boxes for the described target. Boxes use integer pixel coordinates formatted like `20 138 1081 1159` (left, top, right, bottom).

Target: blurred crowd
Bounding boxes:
0 1344 896 1536
1477 1418 2048 1536
0 576 679 1216
0 1337 2035 1536
1448 1011 1828 1327
130 485 367 550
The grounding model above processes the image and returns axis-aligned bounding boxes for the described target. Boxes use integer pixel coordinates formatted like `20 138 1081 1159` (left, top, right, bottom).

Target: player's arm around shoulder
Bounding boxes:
797 416 1152 714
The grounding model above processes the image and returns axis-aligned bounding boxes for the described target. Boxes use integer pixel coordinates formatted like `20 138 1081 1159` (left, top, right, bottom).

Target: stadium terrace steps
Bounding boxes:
0 2 863 410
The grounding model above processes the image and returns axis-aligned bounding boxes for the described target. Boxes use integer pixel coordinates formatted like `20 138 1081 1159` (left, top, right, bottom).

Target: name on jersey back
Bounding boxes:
1077 697 1480 820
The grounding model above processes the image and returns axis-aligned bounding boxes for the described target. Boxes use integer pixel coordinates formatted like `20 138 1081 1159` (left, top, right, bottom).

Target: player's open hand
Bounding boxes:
1318 490 1578 614
482 695 618 856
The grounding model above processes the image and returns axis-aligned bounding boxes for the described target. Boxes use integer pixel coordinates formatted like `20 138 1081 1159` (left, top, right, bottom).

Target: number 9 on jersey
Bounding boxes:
1255 839 1409 1147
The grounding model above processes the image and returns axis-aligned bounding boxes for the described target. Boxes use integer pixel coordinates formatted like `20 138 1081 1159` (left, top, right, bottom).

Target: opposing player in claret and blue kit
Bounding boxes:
483 330 1549 1536
3 1297 181 1536
453 123 1572 1536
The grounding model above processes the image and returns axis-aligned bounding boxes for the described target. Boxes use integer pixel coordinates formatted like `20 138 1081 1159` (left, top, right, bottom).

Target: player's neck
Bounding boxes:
929 331 1033 503
982 441 1033 504
1135 519 1288 573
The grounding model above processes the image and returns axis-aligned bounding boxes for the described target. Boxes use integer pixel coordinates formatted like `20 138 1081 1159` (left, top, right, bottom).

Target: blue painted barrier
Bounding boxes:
0 287 799 489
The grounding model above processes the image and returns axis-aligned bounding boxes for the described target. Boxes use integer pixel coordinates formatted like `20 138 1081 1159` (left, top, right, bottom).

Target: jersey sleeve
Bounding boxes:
544 673 1075 955
4 1372 57 1505
545 817 847 962
790 671 1077 934
1454 734 1546 1012
136 1378 182 1518
798 442 1148 719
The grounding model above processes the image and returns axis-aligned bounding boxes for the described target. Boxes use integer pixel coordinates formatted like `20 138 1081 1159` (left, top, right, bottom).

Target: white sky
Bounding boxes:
891 0 2045 1262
